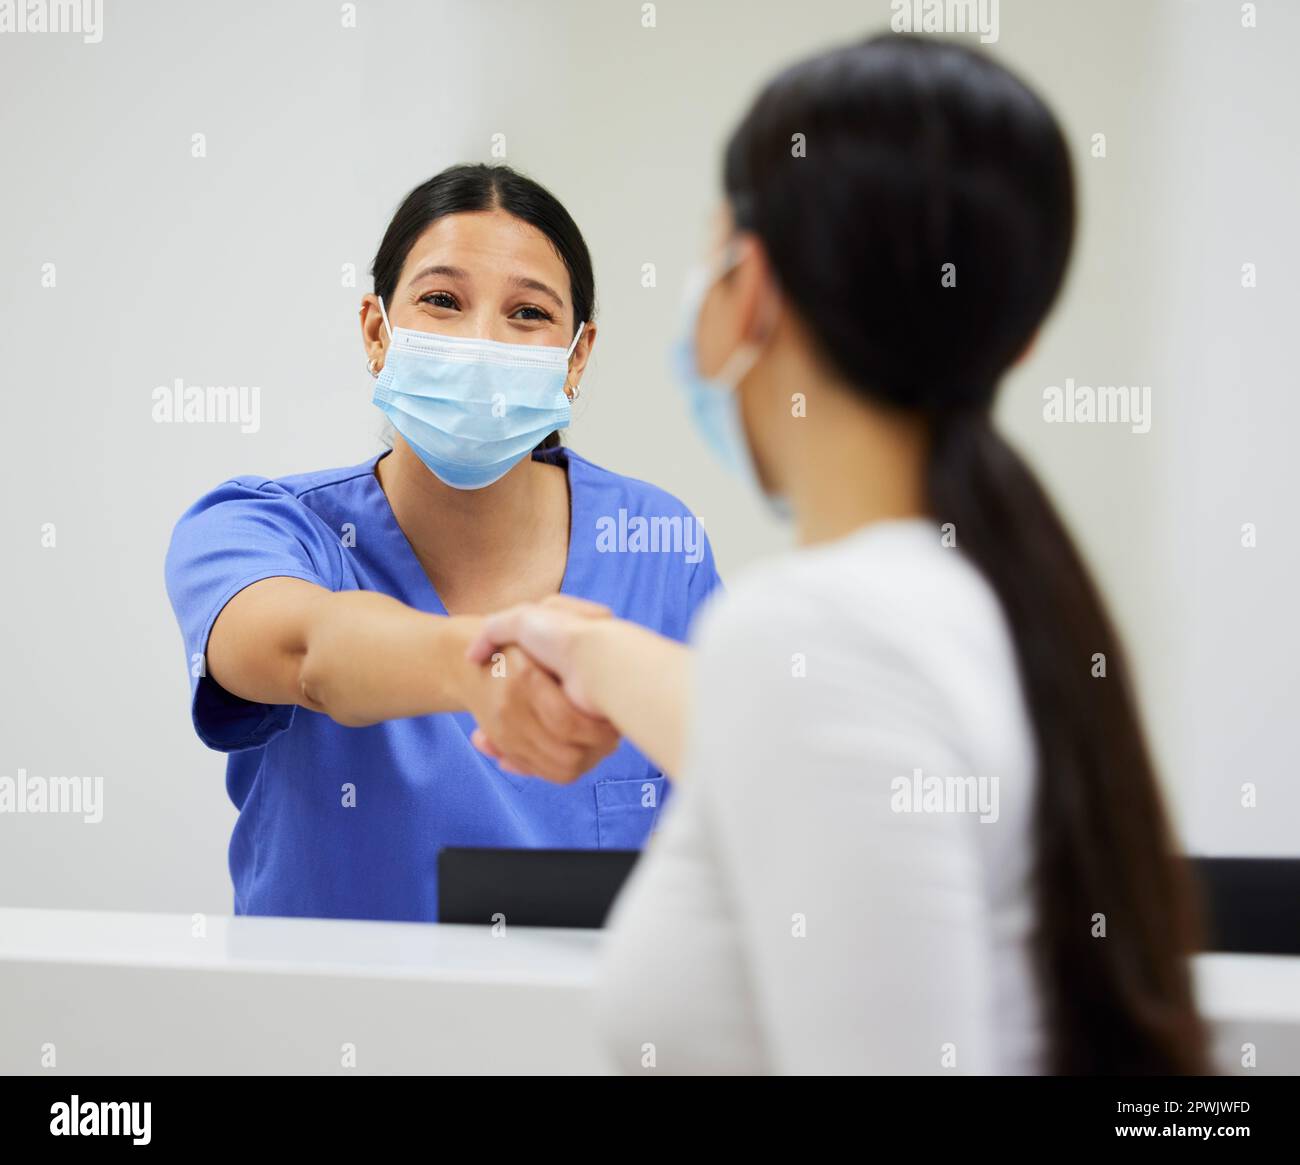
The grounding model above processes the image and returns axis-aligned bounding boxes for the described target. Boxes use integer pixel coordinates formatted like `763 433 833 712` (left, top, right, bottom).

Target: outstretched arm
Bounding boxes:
208 578 618 781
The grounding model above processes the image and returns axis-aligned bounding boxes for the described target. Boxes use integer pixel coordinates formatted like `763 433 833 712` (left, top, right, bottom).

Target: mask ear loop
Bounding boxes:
366 296 394 377
710 239 776 389
564 321 586 400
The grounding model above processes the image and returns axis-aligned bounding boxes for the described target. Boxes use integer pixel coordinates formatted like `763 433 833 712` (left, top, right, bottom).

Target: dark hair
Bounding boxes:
725 34 1207 1074
371 163 595 451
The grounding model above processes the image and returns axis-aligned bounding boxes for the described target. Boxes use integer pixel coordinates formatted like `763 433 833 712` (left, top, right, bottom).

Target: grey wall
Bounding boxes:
1 0 1294 915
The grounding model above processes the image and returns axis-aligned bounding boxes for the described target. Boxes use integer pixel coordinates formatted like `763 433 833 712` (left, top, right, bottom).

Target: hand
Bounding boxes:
461 599 617 783
465 595 611 717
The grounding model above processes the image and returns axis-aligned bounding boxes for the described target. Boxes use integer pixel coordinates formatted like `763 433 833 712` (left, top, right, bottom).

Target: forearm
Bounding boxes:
297 591 484 726
574 620 692 778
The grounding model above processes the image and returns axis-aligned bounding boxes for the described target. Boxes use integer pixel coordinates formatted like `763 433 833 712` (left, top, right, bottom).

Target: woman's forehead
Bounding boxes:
400 209 568 286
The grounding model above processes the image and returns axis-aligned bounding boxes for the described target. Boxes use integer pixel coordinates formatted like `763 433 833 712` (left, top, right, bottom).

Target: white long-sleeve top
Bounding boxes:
595 519 1044 1074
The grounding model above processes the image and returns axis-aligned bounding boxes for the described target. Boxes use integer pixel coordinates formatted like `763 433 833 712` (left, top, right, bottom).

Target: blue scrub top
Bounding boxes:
164 446 722 922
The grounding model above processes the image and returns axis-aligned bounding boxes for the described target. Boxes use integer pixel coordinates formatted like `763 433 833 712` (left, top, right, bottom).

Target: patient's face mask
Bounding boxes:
372 298 584 490
672 242 789 517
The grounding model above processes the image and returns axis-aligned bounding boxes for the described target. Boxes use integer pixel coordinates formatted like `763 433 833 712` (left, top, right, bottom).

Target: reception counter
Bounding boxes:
1 907 1296 1074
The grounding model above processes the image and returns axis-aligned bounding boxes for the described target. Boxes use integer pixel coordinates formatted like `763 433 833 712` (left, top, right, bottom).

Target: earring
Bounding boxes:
367 357 381 377
565 381 581 402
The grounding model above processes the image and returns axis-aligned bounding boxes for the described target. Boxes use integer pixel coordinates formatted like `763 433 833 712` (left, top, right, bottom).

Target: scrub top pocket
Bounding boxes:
595 775 666 849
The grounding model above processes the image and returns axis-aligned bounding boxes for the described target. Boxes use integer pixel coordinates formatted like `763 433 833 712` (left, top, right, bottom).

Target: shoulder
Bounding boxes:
229 455 383 503
703 518 990 629
563 447 721 627
687 521 1035 837
564 448 702 520
165 459 381 589
172 455 382 520
694 519 1023 729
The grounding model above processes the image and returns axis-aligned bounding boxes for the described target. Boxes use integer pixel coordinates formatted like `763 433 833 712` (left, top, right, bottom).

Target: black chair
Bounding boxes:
1188 857 1300 955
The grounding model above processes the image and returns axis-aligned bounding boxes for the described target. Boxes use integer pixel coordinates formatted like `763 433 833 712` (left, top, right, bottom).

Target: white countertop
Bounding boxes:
0 906 601 986
1194 951 1300 1023
0 907 609 1074
2 907 1296 1074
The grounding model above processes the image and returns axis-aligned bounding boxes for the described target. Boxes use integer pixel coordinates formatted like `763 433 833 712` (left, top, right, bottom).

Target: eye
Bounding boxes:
420 291 460 310
511 305 555 323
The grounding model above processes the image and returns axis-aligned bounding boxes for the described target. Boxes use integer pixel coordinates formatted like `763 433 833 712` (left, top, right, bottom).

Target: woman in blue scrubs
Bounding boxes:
165 164 721 923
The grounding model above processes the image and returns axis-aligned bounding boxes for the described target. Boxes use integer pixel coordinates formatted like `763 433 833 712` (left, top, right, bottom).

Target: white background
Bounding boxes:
1 0 1295 914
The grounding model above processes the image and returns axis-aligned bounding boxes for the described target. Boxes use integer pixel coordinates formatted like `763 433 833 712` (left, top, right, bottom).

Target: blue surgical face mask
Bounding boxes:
672 244 790 517
372 298 585 490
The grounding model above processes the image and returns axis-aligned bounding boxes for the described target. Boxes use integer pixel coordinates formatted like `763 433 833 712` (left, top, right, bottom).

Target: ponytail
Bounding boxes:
928 411 1208 1074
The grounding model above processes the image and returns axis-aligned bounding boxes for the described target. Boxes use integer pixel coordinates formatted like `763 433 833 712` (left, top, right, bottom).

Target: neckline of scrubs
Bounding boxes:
366 445 586 616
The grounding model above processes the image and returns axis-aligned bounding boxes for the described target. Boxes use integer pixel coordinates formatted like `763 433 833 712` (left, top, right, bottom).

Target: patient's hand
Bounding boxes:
465 597 617 783
470 596 689 781
466 595 611 717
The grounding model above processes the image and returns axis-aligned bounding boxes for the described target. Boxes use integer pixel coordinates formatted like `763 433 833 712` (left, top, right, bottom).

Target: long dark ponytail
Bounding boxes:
725 34 1207 1073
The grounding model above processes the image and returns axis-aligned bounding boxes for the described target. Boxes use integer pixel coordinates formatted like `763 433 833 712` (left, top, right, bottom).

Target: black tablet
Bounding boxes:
437 847 640 928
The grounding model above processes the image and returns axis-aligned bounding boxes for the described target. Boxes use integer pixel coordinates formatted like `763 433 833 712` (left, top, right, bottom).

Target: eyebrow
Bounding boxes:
404 266 566 312
510 276 565 310
406 264 470 285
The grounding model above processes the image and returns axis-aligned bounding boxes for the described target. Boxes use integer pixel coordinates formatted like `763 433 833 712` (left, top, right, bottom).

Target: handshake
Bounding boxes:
459 595 622 783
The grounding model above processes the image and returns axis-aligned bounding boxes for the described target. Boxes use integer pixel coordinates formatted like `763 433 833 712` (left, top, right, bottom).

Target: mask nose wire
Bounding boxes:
380 298 584 366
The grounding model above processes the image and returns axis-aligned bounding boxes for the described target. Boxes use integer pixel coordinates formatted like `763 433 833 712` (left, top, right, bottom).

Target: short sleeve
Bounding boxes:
164 477 344 753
